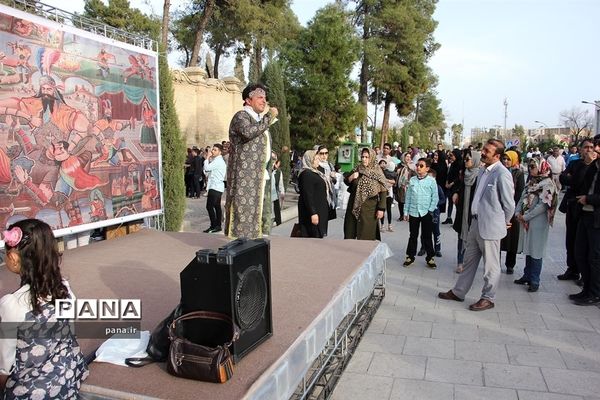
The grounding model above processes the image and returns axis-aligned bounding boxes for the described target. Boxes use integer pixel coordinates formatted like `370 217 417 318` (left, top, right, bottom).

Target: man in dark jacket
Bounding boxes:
558 139 597 283
571 137 600 305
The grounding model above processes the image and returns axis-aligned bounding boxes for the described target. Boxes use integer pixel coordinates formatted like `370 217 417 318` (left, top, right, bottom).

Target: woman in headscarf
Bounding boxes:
500 150 526 274
452 149 481 273
297 150 330 238
513 158 558 292
316 145 337 220
344 148 389 240
395 152 416 221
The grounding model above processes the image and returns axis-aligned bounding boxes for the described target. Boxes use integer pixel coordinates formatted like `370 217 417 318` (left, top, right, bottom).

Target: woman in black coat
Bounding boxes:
500 150 526 274
444 148 463 224
298 150 330 238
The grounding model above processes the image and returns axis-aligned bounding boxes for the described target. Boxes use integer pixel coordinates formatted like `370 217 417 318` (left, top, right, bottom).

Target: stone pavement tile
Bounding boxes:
425 358 483 385
454 309 501 327
412 307 455 323
574 331 600 352
330 372 393 400
555 303 600 319
436 296 476 311
483 363 547 391
455 340 509 363
367 353 426 379
358 333 406 355
559 347 600 372
490 300 518 313
454 384 518 400
367 317 388 334
345 350 373 373
530 292 577 305
517 390 584 400
499 287 538 301
395 292 436 309
384 319 432 337
388 378 453 400
375 302 414 320
382 293 398 305
516 301 562 315
479 326 530 345
525 329 583 349
506 344 566 368
402 336 454 359
498 312 547 329
542 368 600 397
431 322 479 341
543 315 595 332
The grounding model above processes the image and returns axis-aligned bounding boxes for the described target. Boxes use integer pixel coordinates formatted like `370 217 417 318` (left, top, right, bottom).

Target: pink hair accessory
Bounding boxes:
3 227 23 247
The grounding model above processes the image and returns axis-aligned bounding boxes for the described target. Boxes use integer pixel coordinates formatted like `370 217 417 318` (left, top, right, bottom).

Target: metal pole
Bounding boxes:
503 98 508 141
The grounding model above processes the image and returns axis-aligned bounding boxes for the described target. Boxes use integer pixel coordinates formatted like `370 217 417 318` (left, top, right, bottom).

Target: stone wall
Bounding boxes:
171 67 243 148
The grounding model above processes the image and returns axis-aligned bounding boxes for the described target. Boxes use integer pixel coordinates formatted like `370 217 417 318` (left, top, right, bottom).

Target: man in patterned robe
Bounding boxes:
224 83 278 239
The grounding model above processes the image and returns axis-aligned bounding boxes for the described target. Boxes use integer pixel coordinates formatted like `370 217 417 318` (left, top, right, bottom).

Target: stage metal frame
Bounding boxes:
5 0 156 50
292 266 386 400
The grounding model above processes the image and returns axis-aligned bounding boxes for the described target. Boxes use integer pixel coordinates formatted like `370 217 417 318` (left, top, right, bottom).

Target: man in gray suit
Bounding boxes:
439 139 515 311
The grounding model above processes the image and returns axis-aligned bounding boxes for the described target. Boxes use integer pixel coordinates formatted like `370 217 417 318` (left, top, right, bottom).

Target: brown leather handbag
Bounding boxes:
166 311 240 383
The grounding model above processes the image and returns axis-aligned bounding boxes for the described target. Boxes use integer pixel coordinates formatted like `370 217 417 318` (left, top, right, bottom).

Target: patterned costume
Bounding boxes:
224 108 273 239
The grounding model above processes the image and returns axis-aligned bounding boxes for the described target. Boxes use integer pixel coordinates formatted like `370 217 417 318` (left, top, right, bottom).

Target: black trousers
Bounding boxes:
381 197 393 225
565 206 579 274
206 189 223 229
575 212 600 297
273 199 282 226
406 213 434 258
192 175 203 197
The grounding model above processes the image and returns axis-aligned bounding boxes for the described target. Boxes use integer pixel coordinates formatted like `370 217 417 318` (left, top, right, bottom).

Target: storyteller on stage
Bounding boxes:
225 83 278 239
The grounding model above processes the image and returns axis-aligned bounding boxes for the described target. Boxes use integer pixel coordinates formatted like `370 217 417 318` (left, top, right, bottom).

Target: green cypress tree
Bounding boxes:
261 60 291 189
158 44 186 231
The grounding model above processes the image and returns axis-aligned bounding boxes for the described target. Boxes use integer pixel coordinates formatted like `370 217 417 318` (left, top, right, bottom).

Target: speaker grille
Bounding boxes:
235 264 267 331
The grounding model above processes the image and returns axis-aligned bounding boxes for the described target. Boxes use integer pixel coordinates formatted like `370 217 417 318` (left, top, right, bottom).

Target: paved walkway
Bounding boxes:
184 197 600 400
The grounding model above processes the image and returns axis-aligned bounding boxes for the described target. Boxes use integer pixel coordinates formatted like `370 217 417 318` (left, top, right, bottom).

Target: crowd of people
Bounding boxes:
2 81 600 397
293 137 600 312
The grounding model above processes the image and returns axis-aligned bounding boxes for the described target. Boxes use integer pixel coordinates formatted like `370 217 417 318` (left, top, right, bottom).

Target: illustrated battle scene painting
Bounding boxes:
0 6 162 234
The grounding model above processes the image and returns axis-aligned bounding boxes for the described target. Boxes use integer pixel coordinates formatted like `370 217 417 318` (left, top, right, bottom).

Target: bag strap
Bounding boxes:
168 311 240 347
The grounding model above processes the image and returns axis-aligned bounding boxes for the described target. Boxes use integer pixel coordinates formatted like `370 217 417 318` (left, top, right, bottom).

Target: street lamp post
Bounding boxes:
581 100 600 136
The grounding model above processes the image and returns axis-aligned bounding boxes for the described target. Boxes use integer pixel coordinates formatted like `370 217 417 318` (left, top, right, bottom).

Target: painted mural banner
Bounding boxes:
0 4 162 236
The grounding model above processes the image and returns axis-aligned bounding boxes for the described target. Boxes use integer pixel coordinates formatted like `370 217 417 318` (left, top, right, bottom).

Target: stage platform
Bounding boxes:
0 229 390 399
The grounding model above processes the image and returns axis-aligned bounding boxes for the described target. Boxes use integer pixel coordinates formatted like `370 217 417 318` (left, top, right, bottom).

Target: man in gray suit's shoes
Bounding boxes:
439 139 516 311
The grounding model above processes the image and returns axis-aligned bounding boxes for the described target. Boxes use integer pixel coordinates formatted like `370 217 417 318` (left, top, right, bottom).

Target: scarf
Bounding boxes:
352 148 390 218
524 158 558 226
396 152 415 188
301 150 333 206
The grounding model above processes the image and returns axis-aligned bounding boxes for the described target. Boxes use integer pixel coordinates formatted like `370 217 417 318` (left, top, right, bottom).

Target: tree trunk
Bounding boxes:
254 40 263 79
359 5 369 138
380 94 392 149
213 43 223 79
189 0 216 67
161 0 170 49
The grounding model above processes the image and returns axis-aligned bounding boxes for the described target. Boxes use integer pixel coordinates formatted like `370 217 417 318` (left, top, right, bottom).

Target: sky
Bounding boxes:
37 0 600 137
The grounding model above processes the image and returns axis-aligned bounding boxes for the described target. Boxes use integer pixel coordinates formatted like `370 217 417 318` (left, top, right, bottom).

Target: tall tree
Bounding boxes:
451 123 463 148
560 107 593 144
189 0 216 67
352 0 439 145
261 60 291 187
158 43 186 230
282 4 363 150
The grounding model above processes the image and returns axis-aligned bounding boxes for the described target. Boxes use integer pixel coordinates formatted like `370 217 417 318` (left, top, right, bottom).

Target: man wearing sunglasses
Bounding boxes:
439 139 515 311
571 136 600 305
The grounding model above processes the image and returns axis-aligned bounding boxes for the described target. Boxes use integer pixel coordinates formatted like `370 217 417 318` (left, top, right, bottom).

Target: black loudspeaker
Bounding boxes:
180 238 272 363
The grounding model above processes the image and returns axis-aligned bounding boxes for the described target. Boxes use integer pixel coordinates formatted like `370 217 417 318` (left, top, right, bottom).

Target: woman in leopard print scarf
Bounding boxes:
344 148 390 240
